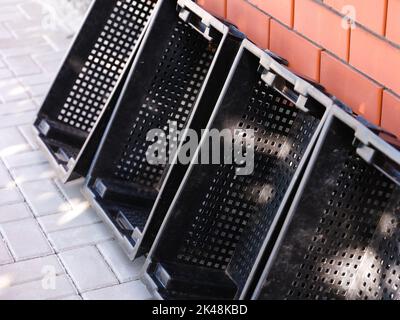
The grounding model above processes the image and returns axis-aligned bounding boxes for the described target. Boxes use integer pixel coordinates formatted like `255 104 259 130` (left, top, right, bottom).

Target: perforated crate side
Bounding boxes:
254 107 400 300
83 0 244 260
143 40 334 300
34 0 160 181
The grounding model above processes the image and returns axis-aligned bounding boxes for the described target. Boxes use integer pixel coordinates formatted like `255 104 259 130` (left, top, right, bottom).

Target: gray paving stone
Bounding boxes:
19 179 71 216
38 206 101 233
3 149 47 169
5 55 42 76
0 255 64 286
26 83 50 97
0 23 13 39
0 127 31 158
10 163 56 183
0 218 53 260
0 111 35 128
0 274 76 300
0 238 13 265
0 79 30 102
97 241 146 283
18 72 55 86
0 187 23 206
0 161 13 189
0 203 32 223
59 246 118 293
18 125 39 150
48 223 113 252
83 281 153 300
0 68 13 80
0 99 37 116
55 178 87 208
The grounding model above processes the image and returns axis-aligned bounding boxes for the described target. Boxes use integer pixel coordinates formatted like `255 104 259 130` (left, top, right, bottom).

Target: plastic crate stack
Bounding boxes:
33 0 400 300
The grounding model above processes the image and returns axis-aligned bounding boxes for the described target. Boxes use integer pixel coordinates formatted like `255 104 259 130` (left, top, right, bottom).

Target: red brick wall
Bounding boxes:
197 0 400 137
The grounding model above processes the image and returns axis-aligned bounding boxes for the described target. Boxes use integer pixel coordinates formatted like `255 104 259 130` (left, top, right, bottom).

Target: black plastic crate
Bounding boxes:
252 106 400 300
33 0 162 182
141 39 339 300
82 0 245 260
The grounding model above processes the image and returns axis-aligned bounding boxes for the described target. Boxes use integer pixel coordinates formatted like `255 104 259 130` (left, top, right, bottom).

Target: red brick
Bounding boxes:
294 0 350 60
325 0 387 35
227 0 270 49
350 27 400 95
248 0 294 27
197 0 227 18
270 20 321 81
381 90 400 137
386 0 400 45
320 52 383 124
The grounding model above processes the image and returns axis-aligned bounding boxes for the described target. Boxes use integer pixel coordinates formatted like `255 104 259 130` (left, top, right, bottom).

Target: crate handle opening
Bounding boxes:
354 140 400 186
259 68 308 112
178 6 214 41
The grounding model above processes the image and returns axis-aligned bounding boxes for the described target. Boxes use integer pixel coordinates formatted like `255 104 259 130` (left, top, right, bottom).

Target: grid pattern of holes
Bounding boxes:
175 81 315 271
228 111 319 288
272 153 397 300
57 0 156 132
351 191 400 300
113 19 216 188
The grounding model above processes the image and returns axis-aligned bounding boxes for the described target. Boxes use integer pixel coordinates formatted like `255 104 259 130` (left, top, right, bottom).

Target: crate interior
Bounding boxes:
35 0 158 168
87 2 223 245
147 49 326 299
259 117 400 300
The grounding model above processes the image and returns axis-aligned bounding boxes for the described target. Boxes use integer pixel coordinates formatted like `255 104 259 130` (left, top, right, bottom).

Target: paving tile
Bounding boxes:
0 187 23 206
0 161 14 189
0 68 13 80
48 223 113 252
0 99 37 116
0 203 32 223
5 55 42 77
18 125 39 150
55 178 87 208
0 255 64 287
0 22 13 39
83 281 153 300
97 241 146 283
26 83 50 97
59 246 118 292
18 72 55 87
0 127 31 158
19 179 71 216
0 79 30 102
0 239 13 265
0 35 47 50
38 205 101 233
0 111 35 128
0 44 54 58
10 163 56 183
3 149 47 169
0 218 53 260
0 274 76 300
